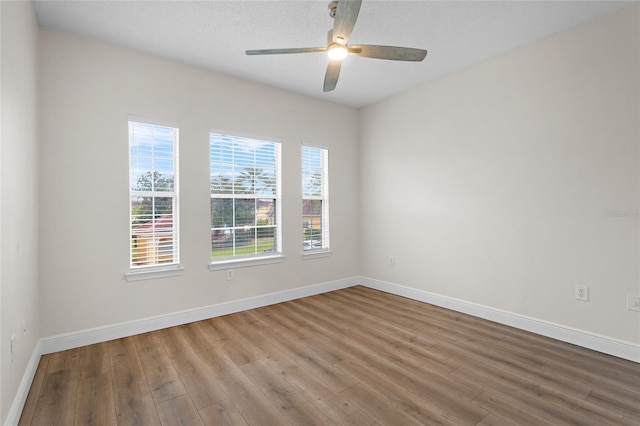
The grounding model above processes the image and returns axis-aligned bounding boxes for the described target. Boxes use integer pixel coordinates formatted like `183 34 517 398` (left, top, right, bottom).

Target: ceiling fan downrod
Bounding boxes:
328 1 338 18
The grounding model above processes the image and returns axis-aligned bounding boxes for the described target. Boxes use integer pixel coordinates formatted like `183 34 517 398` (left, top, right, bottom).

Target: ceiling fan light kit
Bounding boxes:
245 0 428 92
327 44 348 60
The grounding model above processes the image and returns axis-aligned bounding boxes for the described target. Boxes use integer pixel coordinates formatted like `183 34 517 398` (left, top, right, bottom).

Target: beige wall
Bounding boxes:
360 5 640 344
38 28 360 337
1 1 41 421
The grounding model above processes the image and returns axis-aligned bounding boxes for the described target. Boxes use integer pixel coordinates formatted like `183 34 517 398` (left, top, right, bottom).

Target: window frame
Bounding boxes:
301 145 330 258
209 131 284 270
126 117 182 281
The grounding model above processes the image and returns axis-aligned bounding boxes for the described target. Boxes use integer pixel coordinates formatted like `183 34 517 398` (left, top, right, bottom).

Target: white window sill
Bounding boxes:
209 254 285 271
125 266 184 282
302 249 332 259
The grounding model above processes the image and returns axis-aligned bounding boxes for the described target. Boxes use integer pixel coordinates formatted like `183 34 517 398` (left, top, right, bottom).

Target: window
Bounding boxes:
210 133 282 263
302 146 329 252
129 119 179 271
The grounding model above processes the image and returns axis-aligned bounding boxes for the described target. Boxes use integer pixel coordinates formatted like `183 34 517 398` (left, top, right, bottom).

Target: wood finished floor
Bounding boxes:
19 286 640 425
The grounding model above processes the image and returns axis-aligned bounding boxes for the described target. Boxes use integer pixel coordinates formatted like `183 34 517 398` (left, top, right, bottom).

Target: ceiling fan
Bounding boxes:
245 0 428 92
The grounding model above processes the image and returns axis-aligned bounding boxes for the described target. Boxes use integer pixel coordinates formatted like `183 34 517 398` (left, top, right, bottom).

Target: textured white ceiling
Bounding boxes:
33 0 634 108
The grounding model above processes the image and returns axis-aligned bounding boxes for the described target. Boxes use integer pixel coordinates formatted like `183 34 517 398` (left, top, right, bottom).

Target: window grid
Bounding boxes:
129 121 179 269
302 146 329 251
210 133 282 260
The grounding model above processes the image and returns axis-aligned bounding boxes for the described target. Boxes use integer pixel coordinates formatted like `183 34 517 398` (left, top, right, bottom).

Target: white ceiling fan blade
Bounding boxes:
349 45 427 61
323 60 342 92
333 0 362 43
246 47 327 55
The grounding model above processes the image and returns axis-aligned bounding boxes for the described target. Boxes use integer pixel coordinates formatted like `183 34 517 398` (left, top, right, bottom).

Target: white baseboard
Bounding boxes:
39 276 359 354
4 348 41 426
359 276 640 364
4 276 359 426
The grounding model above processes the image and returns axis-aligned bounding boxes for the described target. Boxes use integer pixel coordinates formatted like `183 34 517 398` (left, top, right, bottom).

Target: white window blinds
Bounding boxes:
302 146 329 251
129 120 179 269
210 133 282 260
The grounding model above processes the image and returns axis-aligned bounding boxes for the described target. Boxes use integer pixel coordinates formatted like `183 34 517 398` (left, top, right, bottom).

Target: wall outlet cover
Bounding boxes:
627 295 640 312
575 285 589 301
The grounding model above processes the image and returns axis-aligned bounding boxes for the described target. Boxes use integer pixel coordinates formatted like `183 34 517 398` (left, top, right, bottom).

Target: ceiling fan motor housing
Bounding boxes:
328 1 338 18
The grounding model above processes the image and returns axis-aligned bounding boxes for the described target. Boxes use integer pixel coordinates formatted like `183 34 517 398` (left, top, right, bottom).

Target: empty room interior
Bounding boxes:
2 0 640 424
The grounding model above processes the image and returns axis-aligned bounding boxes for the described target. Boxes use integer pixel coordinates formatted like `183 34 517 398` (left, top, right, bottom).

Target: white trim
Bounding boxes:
209 132 283 261
128 119 181 270
128 114 179 129
39 276 358 355
302 249 332 259
125 266 184 282
5 346 42 426
209 127 282 145
300 141 330 150
359 276 640 363
301 145 330 251
209 254 285 271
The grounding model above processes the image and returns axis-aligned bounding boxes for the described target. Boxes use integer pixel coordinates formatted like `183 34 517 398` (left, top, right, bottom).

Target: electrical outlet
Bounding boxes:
226 269 234 281
575 285 589 301
10 334 15 363
627 295 640 312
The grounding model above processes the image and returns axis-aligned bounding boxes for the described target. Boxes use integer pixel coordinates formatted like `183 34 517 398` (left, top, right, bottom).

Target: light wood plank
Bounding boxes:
199 346 289 425
215 312 269 349
340 383 423 426
252 341 335 401
156 394 204 426
337 357 487 425
133 332 188 404
108 337 146 389
290 297 460 374
240 358 331 425
156 327 227 409
46 348 80 373
113 380 160 425
198 399 248 426
452 357 626 425
585 388 640 425
31 368 78 426
74 373 117 426
476 413 523 426
176 323 211 354
471 390 550 426
311 391 376 425
78 342 110 380
255 317 358 393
